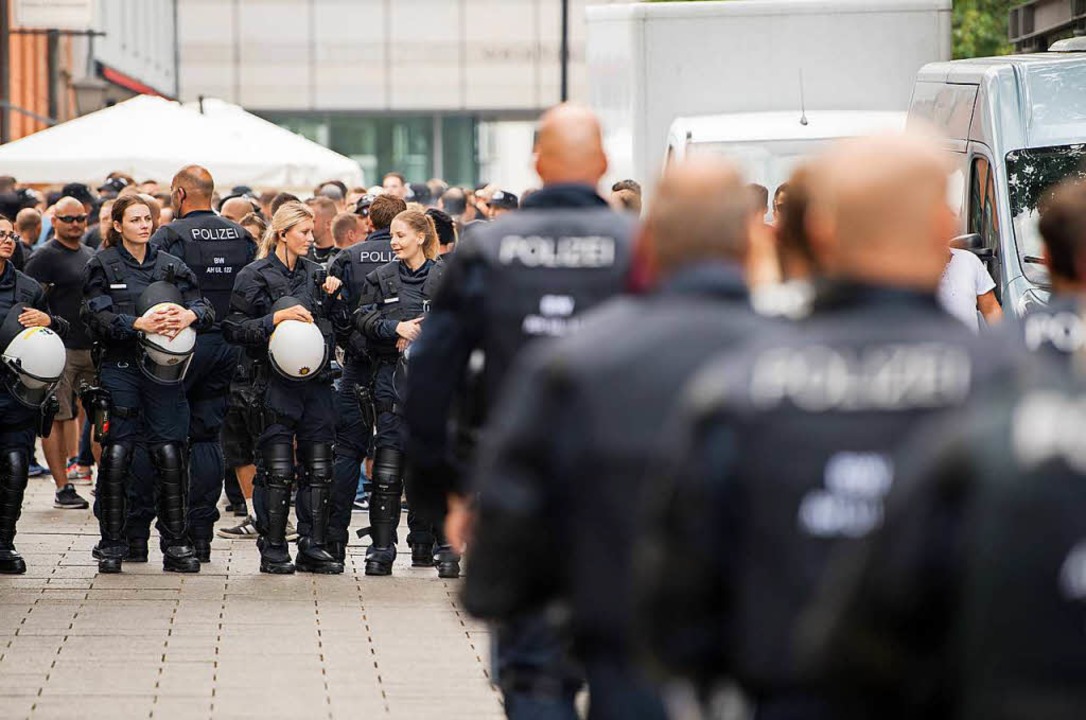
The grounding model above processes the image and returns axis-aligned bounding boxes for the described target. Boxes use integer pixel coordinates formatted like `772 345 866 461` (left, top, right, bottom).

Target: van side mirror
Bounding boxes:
951 233 993 260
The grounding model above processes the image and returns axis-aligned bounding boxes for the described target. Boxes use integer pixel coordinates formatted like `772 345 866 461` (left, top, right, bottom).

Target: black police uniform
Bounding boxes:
222 251 349 574
0 261 69 574
326 232 395 562
801 374 1086 720
641 282 1024 719
151 211 256 560
403 184 634 719
82 243 213 574
356 256 446 575
1013 293 1086 366
464 263 763 720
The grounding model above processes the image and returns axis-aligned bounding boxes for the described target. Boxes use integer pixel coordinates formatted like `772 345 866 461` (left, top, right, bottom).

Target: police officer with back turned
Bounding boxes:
464 158 766 720
325 194 401 565
405 103 634 719
82 195 214 574
151 165 256 562
639 134 1024 719
0 215 68 574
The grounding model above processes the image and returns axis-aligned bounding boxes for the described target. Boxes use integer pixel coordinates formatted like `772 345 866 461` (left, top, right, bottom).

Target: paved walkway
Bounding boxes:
0 471 504 720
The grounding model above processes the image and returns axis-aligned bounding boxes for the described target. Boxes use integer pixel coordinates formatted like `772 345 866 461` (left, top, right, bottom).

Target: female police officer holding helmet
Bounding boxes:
82 195 213 574
0 215 68 574
223 201 346 575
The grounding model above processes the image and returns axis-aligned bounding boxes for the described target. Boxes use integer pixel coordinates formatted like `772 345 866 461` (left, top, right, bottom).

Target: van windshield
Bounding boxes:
689 139 826 205
1007 144 1086 285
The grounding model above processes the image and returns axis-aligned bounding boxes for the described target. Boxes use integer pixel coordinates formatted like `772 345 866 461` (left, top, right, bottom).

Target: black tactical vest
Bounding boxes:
466 207 633 404
96 247 184 318
346 238 395 308
368 258 447 323
162 217 252 322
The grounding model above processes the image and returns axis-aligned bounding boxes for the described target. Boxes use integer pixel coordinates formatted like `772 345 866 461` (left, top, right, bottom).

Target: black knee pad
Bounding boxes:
100 443 132 478
299 443 334 487
261 443 295 488
0 449 28 484
150 443 185 474
371 447 403 495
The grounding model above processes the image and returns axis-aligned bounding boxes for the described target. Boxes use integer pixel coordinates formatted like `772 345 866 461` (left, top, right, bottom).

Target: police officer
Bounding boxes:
0 216 68 574
1011 178 1086 365
464 159 765 719
223 201 347 575
639 135 1026 719
82 195 214 574
801 373 1086 720
354 209 446 576
324 194 402 565
404 104 634 719
150 165 256 562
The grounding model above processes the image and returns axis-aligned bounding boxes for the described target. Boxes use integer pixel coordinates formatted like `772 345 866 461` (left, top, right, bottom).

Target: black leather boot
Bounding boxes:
0 449 29 575
152 444 199 574
411 542 435 567
193 538 212 563
126 538 149 563
365 448 404 576
96 443 130 573
433 528 461 579
259 444 295 574
326 540 346 564
295 444 342 574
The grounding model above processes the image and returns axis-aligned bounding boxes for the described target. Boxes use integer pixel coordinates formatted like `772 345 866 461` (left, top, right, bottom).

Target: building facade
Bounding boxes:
177 0 624 188
0 0 177 144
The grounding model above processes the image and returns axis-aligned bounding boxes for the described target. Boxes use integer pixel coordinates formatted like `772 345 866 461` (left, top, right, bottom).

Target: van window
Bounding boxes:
968 156 1000 251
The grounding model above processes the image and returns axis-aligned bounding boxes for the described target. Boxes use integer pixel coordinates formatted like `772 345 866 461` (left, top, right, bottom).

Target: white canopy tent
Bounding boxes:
0 95 364 191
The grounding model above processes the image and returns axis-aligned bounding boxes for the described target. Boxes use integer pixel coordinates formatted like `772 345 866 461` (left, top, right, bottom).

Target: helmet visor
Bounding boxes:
137 348 194 385
3 362 58 408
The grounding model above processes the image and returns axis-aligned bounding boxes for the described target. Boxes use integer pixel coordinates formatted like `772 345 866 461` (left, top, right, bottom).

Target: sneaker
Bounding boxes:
54 484 89 510
217 515 259 539
28 462 45 478
66 462 92 485
285 520 299 543
352 497 369 512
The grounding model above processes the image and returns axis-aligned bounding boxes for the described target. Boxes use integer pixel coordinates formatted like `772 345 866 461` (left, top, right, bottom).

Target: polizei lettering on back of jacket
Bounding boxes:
190 227 242 241
498 235 616 268
358 249 396 265
749 343 973 412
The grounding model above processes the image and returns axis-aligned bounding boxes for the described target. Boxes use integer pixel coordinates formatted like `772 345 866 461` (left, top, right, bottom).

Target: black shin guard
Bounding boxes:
300 443 334 547
261 443 295 547
369 447 404 550
97 443 130 547
151 443 189 545
0 449 28 545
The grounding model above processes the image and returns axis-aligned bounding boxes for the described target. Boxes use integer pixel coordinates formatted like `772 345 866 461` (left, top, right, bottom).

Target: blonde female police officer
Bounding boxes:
223 201 348 575
355 209 447 577
82 195 213 574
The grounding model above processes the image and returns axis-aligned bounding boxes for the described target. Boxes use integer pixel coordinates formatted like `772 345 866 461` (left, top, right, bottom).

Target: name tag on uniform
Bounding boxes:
383 297 399 304
110 284 127 290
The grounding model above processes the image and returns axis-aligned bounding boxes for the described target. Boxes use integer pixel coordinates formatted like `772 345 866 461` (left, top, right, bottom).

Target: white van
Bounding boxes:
908 41 1086 316
665 110 907 218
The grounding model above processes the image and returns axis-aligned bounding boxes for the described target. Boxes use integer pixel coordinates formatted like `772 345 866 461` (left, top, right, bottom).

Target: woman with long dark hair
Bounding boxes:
82 195 213 573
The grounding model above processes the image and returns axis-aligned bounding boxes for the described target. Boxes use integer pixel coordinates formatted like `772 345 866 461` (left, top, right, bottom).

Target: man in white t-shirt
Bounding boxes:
937 248 1003 331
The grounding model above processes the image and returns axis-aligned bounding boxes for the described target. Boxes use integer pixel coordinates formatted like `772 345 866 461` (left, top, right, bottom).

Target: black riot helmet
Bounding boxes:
135 281 196 385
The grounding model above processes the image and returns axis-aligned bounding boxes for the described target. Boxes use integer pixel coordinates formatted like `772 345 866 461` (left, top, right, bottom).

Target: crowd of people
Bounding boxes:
2 101 1086 719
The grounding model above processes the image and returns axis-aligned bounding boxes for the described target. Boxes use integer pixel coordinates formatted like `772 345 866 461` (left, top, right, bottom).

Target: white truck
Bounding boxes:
586 0 952 191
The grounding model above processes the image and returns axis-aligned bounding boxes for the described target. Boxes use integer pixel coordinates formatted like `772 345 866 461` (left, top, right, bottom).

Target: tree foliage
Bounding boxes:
953 0 1016 59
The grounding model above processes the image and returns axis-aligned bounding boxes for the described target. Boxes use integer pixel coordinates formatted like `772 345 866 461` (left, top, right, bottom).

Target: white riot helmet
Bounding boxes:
1 304 66 408
268 296 327 380
136 282 197 385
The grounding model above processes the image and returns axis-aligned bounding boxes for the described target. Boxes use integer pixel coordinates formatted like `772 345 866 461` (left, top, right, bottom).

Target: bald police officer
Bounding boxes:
405 104 635 719
151 165 256 561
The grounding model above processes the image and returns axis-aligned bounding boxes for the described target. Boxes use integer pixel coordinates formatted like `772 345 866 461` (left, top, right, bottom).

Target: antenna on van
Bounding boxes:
798 70 809 127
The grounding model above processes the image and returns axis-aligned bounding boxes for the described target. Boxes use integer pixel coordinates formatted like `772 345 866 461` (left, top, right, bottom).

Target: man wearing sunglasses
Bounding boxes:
24 197 94 511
